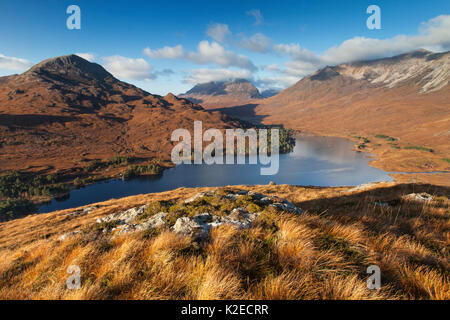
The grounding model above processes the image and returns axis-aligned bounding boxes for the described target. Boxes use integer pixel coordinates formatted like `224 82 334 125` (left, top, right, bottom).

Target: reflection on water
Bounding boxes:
38 134 392 213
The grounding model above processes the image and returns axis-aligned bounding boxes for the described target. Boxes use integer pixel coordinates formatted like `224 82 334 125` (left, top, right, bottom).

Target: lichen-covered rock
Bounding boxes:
64 206 97 217
172 216 208 238
82 189 303 241
402 193 434 202
172 210 261 239
113 211 168 235
97 205 148 224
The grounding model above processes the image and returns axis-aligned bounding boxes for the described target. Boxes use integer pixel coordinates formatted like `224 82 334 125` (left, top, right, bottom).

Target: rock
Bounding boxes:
86 190 303 241
259 197 273 204
224 193 241 200
97 204 148 224
172 217 208 239
247 191 265 200
172 210 261 239
64 205 97 217
269 181 276 186
58 230 81 241
402 193 433 203
184 192 207 204
192 213 213 224
83 206 97 213
114 212 168 236
270 201 302 214
228 207 249 220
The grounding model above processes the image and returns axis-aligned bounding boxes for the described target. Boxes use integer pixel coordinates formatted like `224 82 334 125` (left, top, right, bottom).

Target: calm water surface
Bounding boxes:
38 135 393 213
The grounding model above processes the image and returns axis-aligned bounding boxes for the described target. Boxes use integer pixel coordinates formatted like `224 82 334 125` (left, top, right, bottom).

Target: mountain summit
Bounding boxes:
0 55 243 173
241 49 450 173
180 79 263 109
184 79 262 98
23 54 115 84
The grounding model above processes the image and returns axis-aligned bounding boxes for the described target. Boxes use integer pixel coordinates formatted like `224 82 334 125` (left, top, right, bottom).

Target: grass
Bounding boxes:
375 134 397 142
442 158 450 164
404 146 434 153
388 142 401 150
0 183 448 300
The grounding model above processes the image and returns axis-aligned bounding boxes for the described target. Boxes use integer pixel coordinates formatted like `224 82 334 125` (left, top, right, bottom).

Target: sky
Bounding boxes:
0 0 449 95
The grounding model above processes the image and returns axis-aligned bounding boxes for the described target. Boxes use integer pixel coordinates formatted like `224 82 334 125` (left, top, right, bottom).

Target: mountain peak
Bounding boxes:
310 66 340 81
184 79 262 98
24 54 114 83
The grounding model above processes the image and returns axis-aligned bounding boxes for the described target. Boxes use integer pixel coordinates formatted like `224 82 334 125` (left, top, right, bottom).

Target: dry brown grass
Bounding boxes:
0 182 448 300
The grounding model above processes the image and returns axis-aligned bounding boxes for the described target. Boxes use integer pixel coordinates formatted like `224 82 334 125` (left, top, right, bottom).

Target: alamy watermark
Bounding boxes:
367 5 381 30
366 265 381 290
171 121 280 175
66 265 81 290
66 5 81 30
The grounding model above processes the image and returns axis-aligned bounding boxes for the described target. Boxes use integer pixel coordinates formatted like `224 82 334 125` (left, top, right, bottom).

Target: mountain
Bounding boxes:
225 50 450 176
260 89 281 98
180 79 263 109
0 55 243 174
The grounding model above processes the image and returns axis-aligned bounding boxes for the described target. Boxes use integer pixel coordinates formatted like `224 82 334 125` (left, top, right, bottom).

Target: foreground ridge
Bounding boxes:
0 183 448 300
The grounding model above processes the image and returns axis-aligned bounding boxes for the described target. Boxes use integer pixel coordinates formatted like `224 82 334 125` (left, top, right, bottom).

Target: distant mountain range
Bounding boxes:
0 55 243 173
223 49 449 174
180 79 279 108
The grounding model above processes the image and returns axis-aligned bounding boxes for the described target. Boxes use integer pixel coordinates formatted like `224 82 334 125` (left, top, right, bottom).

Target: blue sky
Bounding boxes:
0 0 449 95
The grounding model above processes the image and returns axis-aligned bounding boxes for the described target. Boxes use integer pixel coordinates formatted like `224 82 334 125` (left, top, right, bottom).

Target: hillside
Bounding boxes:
180 79 264 109
223 50 450 184
0 182 448 299
0 55 246 183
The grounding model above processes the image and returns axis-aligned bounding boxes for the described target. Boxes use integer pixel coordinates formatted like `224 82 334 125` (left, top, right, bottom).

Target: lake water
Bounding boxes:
38 135 393 213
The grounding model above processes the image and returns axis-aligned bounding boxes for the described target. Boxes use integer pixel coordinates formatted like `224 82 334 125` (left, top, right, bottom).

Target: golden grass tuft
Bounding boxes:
0 183 448 300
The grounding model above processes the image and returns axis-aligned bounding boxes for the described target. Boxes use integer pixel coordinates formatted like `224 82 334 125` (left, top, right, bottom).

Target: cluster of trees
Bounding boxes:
85 156 137 172
0 171 68 199
0 199 35 221
122 164 164 180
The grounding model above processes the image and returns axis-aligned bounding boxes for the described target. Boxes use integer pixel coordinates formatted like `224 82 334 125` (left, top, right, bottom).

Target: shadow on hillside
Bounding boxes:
293 183 450 236
210 104 268 125
0 114 77 127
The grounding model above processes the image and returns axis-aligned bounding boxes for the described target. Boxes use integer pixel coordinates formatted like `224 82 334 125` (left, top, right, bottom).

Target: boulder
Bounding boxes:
97 204 148 224
58 230 81 241
402 193 433 203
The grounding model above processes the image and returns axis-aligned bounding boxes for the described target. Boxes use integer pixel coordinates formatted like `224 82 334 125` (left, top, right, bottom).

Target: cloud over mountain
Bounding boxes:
103 55 153 81
0 53 32 71
185 68 252 84
186 41 257 71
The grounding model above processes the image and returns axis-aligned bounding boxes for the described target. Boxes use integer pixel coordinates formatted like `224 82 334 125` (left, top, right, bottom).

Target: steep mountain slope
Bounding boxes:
180 79 263 109
0 55 243 174
248 50 450 175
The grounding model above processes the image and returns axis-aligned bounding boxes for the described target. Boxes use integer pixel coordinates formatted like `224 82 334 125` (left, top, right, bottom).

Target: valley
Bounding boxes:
202 50 450 186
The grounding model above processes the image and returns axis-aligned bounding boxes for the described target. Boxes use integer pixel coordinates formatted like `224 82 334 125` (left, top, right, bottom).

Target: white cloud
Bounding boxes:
75 53 95 62
185 68 252 84
102 55 153 81
246 9 264 26
143 45 184 59
186 40 257 71
206 23 231 43
239 33 272 53
322 15 450 64
254 75 299 90
265 64 280 72
0 53 32 71
274 15 450 79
